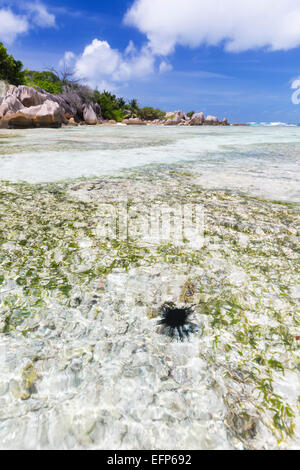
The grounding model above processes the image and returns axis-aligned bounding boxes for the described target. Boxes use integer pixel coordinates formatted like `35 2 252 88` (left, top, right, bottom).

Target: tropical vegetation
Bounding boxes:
0 43 25 86
0 42 166 121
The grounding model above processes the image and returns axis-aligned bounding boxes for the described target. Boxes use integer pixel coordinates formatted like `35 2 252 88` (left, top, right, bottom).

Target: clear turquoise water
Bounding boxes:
0 125 299 202
0 125 299 450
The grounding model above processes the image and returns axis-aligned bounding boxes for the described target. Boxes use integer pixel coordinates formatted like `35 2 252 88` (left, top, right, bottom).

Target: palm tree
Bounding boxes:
127 98 139 118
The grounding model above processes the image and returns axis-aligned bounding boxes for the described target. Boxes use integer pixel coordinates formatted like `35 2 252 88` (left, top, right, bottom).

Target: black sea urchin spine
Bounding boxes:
157 302 198 341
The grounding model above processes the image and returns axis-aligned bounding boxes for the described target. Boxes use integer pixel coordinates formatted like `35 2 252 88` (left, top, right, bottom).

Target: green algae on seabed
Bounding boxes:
0 174 299 449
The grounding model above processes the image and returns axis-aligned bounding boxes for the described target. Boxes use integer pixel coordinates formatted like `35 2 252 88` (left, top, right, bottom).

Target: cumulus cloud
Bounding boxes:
0 9 28 44
70 39 156 89
59 51 76 68
27 2 56 28
62 0 300 89
0 2 55 44
159 61 173 74
125 0 300 54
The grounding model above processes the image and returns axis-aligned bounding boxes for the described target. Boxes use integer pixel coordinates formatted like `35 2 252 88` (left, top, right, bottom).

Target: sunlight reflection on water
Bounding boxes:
0 125 299 201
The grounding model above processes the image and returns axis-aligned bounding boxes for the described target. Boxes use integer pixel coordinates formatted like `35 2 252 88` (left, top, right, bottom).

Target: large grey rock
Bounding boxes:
1 100 63 128
33 100 64 127
175 110 186 120
164 110 185 125
0 83 102 127
83 104 97 125
221 118 230 126
204 115 219 125
35 87 74 116
0 85 69 126
0 80 9 106
92 102 101 117
0 94 24 119
190 112 205 125
165 111 175 119
164 119 178 126
11 85 47 108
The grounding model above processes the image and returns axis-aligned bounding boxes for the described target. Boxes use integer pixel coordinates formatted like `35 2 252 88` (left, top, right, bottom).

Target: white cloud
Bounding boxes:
125 40 137 56
0 2 55 44
0 9 28 44
27 2 56 28
76 40 120 80
125 0 300 55
59 51 76 68
64 0 300 90
159 61 173 74
71 39 156 89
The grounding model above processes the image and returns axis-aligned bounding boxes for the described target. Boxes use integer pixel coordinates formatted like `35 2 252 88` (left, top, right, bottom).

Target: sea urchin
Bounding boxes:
157 302 198 341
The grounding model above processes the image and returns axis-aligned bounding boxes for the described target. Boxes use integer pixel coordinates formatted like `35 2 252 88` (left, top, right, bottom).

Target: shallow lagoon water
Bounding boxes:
0 125 300 202
0 126 299 450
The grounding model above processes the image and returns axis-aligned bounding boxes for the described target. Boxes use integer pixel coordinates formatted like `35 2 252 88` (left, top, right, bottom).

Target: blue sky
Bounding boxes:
1 0 300 122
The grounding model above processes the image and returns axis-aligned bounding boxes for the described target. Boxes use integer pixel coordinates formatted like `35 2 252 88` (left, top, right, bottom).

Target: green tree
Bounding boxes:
127 98 140 117
186 111 195 118
0 42 25 85
24 70 63 94
137 107 166 121
93 90 126 121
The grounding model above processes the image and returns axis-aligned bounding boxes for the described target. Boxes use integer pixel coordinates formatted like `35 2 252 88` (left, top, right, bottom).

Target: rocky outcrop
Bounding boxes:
122 118 146 125
10 85 46 108
32 101 64 127
221 118 230 126
0 94 24 119
67 117 78 126
162 111 229 126
204 115 219 126
83 104 97 125
0 83 102 128
0 82 231 128
190 112 205 125
101 120 117 125
0 80 9 106
0 99 64 128
164 110 188 125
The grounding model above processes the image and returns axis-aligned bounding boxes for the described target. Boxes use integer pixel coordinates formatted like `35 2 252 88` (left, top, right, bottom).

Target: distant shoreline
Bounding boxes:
2 82 300 130
0 83 232 129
